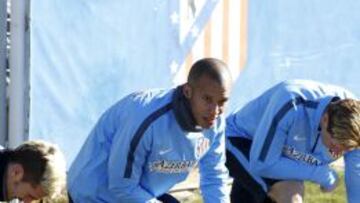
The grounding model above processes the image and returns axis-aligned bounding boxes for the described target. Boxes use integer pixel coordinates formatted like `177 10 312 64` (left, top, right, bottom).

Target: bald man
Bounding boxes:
68 58 233 203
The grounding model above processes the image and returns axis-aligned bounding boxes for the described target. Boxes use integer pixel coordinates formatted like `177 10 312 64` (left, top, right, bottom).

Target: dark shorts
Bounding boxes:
226 137 280 203
68 193 73 203
157 193 180 203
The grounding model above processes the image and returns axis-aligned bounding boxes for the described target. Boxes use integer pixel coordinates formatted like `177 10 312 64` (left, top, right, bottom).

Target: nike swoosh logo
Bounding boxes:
293 135 306 141
159 148 172 155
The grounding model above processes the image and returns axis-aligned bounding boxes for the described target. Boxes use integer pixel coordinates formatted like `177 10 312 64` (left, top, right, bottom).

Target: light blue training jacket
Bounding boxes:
68 86 230 203
226 79 360 203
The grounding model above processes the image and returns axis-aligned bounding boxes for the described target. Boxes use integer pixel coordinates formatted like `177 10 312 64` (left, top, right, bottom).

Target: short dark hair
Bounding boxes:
9 143 47 185
8 140 66 198
187 58 231 85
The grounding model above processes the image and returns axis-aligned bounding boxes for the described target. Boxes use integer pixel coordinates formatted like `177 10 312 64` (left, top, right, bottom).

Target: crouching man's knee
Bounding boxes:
268 181 304 203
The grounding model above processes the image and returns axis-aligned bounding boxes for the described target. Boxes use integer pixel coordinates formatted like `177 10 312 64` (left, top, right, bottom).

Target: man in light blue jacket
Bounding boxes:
68 58 232 203
226 80 360 203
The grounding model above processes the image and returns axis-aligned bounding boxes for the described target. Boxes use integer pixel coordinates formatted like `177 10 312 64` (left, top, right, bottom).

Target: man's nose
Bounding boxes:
208 103 220 116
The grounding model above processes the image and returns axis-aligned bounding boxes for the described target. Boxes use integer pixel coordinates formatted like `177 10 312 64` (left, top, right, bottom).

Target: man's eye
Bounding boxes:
218 99 228 107
203 96 211 103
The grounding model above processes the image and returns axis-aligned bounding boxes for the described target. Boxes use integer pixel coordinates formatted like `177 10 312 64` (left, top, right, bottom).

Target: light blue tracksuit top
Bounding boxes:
68 86 230 203
226 79 360 203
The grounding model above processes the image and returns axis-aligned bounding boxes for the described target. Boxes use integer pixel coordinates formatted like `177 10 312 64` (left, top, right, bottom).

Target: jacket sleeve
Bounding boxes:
344 149 360 203
248 92 336 187
199 118 230 203
106 109 159 203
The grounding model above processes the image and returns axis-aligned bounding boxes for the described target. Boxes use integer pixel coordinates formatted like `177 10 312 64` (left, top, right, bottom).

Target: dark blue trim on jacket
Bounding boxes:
259 97 318 162
124 103 173 178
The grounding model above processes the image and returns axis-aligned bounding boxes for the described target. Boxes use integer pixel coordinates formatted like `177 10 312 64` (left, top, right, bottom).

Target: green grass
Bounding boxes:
183 172 346 203
304 172 345 203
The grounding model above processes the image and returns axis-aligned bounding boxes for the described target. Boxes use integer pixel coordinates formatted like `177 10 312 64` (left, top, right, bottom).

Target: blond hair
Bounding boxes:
327 99 360 148
13 140 67 199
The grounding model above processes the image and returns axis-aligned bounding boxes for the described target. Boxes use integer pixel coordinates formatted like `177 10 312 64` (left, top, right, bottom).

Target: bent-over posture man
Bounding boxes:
0 140 67 203
68 58 232 203
226 80 360 203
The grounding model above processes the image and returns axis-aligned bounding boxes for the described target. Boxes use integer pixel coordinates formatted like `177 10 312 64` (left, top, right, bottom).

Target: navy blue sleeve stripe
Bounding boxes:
259 97 318 162
124 103 173 178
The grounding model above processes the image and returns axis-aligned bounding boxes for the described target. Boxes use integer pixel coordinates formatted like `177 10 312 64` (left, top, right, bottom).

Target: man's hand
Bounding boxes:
319 169 339 193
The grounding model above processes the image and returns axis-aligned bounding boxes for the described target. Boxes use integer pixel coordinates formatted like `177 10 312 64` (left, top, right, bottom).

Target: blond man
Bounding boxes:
225 79 360 203
0 140 67 203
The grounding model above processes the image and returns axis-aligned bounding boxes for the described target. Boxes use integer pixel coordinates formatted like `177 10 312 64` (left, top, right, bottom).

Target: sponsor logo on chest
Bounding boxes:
149 160 197 173
282 145 323 165
148 137 210 173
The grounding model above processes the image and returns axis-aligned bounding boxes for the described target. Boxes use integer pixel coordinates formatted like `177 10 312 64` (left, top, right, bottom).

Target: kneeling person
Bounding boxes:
226 80 360 203
0 140 67 203
68 58 232 203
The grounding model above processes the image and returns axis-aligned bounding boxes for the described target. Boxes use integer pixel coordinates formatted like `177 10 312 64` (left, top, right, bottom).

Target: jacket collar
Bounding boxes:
172 85 203 132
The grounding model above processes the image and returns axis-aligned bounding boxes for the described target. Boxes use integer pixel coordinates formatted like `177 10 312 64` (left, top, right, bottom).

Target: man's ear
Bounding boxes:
321 112 329 128
183 84 192 99
9 163 24 182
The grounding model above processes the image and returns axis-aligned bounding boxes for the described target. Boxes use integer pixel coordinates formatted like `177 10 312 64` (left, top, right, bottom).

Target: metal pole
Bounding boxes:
8 0 28 147
0 0 7 147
